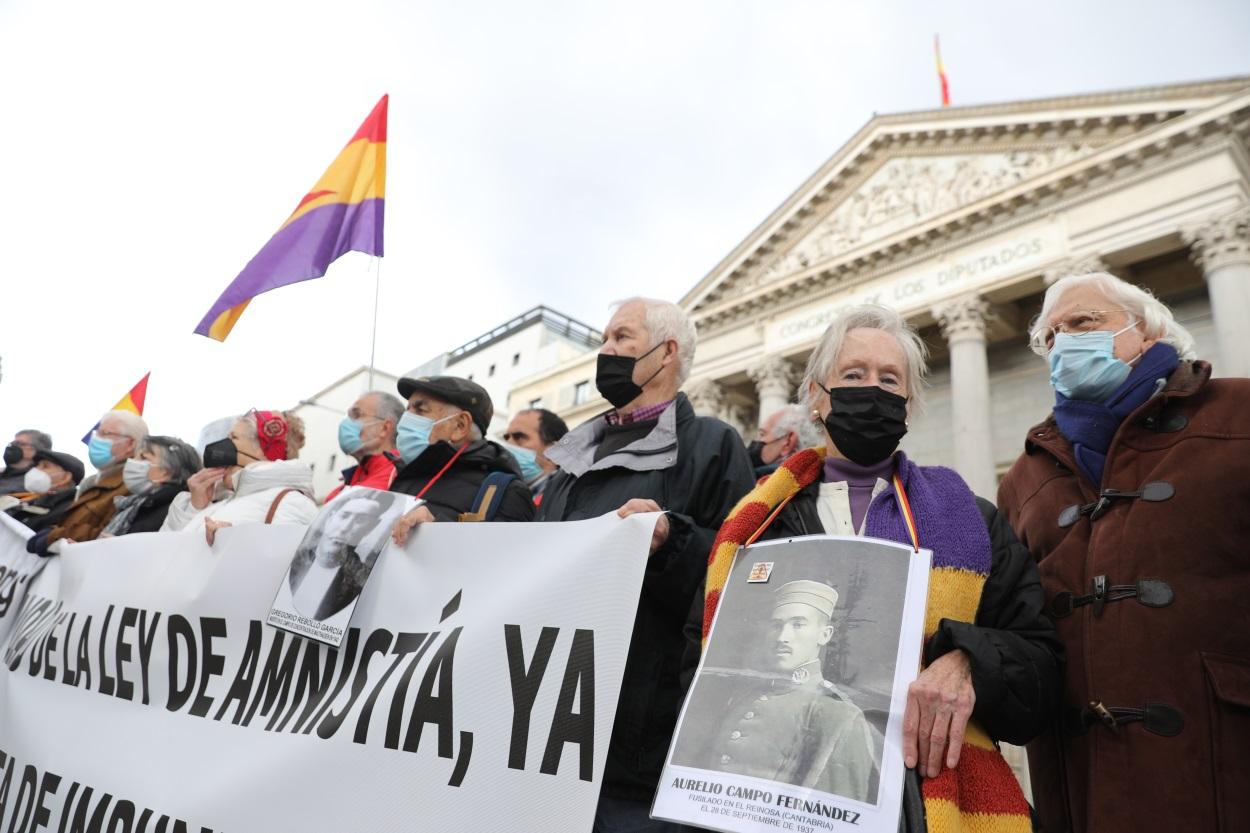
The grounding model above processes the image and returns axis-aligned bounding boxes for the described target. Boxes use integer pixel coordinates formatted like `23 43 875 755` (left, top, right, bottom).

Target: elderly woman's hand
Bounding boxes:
617 499 669 555
187 468 227 511
204 518 232 546
392 504 436 547
903 649 975 778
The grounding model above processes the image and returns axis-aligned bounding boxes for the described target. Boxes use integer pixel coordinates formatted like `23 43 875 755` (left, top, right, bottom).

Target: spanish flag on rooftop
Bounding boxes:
194 95 388 341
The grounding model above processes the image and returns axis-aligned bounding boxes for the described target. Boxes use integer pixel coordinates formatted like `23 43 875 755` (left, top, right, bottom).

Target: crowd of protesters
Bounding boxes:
1 276 1246 833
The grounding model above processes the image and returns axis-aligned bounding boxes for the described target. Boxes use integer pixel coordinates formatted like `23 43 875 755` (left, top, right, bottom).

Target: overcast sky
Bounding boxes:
1 0 1248 467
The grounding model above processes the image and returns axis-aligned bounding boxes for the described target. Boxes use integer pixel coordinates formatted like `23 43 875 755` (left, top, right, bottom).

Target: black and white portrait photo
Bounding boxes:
665 535 929 815
269 488 412 646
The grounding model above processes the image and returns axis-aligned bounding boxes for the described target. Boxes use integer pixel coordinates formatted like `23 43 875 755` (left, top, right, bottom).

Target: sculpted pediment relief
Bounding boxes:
724 144 1095 300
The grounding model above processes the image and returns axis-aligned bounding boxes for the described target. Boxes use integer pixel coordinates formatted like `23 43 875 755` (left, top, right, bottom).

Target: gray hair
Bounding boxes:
234 410 306 460
1029 272 1197 360
612 297 698 385
16 430 52 451
363 390 404 441
799 304 929 414
767 404 825 449
141 435 202 484
101 410 149 445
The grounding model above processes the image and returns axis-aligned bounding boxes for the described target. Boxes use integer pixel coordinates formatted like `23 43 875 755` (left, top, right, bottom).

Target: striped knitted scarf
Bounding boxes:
703 448 1031 833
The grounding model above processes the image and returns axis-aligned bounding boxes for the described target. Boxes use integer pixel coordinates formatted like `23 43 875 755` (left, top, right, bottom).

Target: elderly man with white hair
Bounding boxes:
998 272 1250 833
27 409 148 555
749 403 825 477
536 297 754 832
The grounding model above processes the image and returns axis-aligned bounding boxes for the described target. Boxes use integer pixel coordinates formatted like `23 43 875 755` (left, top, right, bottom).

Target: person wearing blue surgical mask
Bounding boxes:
27 410 149 555
1000 271 1250 833
326 391 403 502
501 408 569 502
387 373 534 541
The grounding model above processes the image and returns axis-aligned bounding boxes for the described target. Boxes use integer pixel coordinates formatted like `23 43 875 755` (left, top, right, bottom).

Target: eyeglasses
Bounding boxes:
1030 309 1135 355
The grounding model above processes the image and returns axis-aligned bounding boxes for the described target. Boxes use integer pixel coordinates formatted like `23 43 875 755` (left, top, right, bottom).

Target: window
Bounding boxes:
328 454 337 471
488 364 496 377
573 381 590 405
512 352 521 366
529 398 543 409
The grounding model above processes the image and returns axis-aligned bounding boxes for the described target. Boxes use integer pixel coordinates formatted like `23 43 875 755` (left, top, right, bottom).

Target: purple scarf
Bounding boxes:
863 452 991 576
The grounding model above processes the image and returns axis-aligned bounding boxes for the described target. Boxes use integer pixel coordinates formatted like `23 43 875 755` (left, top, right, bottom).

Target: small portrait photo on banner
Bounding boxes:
654 535 931 833
268 487 413 647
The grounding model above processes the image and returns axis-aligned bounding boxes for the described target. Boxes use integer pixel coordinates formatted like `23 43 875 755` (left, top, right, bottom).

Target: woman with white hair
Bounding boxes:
698 303 1061 832
162 409 318 544
998 272 1250 833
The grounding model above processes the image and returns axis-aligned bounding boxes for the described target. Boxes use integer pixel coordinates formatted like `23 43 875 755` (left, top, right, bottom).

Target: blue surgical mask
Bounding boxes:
396 413 456 464
88 435 115 469
502 443 543 482
338 418 369 456
1048 324 1138 402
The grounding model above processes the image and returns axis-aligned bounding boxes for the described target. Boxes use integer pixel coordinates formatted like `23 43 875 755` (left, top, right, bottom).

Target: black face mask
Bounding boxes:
203 438 250 469
595 343 664 409
821 385 908 466
746 437 784 469
2 444 23 468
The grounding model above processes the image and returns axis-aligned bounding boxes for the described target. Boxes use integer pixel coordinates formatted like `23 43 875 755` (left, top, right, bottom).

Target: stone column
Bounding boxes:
1042 254 1111 286
933 294 997 498
747 355 800 425
1183 206 1250 378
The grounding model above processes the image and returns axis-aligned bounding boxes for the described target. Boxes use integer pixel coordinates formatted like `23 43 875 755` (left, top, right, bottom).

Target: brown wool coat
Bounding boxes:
47 467 129 545
998 360 1250 833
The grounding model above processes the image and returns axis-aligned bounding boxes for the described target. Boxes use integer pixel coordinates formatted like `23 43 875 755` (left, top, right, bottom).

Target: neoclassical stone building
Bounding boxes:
509 76 1250 497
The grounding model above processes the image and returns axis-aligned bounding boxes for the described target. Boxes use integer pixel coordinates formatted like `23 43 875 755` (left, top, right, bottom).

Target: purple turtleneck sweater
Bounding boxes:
822 454 896 532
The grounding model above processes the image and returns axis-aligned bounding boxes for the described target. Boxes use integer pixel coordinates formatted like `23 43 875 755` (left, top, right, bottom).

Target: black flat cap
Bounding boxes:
396 373 494 435
33 449 85 484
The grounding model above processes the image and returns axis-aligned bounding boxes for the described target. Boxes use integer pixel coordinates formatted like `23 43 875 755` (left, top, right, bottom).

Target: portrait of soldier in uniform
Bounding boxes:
683 580 878 803
286 490 401 621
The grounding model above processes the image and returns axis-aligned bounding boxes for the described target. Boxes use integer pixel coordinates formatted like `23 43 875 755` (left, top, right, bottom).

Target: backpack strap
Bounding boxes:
458 472 517 522
264 488 301 524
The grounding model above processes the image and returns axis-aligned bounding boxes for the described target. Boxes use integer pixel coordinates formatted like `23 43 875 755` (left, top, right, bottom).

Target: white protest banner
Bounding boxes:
0 513 657 833
654 536 931 833
0 513 47 646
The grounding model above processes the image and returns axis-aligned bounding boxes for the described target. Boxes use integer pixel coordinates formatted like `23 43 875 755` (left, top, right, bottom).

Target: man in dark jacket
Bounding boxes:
0 430 53 495
5 449 84 532
537 297 755 832
389 374 533 538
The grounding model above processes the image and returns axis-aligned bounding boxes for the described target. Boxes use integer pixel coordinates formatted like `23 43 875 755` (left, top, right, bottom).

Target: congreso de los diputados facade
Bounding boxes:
511 75 1250 501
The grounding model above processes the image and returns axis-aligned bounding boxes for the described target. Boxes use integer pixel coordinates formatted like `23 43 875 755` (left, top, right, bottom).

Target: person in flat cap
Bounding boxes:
690 579 876 802
389 373 534 541
4 449 86 533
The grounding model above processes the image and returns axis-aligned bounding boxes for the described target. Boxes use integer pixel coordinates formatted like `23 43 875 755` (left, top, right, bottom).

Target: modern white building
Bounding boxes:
436 306 601 435
290 365 401 499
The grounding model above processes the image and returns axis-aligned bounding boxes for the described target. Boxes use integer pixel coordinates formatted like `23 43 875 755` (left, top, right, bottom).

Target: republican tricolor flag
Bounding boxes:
194 95 388 341
934 35 951 107
81 373 150 445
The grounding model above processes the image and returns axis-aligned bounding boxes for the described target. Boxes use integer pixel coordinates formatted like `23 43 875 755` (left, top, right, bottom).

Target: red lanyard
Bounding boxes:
415 443 469 500
892 472 920 552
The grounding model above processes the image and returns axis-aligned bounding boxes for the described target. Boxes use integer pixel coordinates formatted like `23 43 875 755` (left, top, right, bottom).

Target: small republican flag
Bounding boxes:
194 95 388 341
81 372 150 445
934 35 951 107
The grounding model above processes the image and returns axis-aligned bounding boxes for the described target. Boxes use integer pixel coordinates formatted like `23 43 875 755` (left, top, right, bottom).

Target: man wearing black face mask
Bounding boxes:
537 297 754 833
0 430 53 495
748 405 821 478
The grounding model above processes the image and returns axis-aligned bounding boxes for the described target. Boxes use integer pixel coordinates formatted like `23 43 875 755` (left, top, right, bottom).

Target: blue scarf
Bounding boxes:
1052 343 1179 486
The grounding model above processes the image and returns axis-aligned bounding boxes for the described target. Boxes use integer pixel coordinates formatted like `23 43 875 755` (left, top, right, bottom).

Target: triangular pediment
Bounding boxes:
685 76 1250 315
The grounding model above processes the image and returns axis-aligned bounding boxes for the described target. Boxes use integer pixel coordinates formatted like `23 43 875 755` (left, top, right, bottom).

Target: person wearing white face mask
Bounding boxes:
324 391 403 502
388 374 534 545
100 436 201 537
999 272 1250 833
4 449 84 533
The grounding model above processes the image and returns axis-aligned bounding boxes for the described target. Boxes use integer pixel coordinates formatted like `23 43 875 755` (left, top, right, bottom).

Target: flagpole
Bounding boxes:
368 256 381 389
